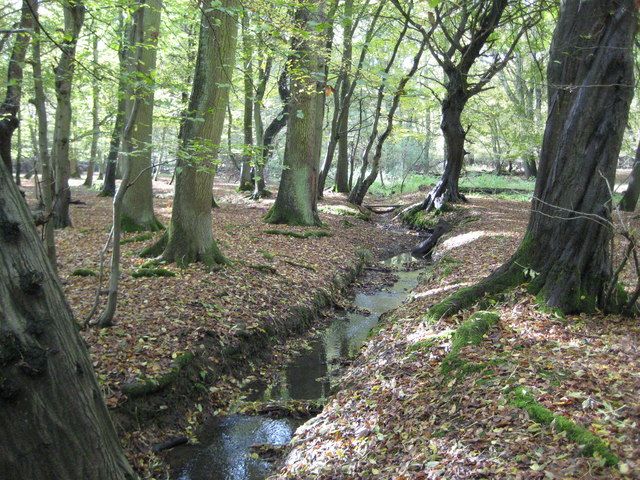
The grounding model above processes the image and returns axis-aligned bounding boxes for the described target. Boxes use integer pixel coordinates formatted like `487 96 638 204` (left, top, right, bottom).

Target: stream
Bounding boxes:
170 252 424 480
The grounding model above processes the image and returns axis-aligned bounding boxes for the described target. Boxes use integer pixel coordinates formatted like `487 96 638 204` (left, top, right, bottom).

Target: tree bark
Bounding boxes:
157 0 239 267
618 136 640 212
251 66 289 200
99 13 129 198
239 12 254 192
29 0 56 269
0 0 33 175
52 0 84 228
120 0 163 232
265 1 327 226
0 161 136 480
84 34 100 187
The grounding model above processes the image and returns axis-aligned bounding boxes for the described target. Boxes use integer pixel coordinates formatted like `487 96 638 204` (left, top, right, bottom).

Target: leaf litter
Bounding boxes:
23 181 640 479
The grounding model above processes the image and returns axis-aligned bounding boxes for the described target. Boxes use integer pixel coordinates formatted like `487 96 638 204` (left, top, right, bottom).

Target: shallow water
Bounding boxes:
172 253 423 480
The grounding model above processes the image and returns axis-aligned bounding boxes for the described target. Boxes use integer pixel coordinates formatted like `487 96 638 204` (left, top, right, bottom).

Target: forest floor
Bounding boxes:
22 177 640 479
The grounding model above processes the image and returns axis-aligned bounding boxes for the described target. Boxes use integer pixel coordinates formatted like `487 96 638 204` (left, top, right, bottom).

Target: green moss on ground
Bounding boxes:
71 268 97 277
121 352 195 398
441 311 500 375
131 268 177 278
121 233 154 245
120 214 165 233
510 386 618 467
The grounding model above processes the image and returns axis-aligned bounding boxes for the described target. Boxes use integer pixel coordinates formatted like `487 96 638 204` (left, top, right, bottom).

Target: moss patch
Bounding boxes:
71 268 97 277
121 232 154 245
510 386 618 466
131 268 177 278
441 311 500 375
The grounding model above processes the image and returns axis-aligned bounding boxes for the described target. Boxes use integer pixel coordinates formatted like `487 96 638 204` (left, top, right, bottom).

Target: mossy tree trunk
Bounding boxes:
52 0 84 229
265 1 327 226
157 0 239 267
120 0 163 232
0 160 136 480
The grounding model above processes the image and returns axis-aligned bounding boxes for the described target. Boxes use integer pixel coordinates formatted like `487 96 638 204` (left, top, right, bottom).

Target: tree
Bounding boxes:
396 0 542 215
0 0 33 175
83 33 100 187
29 0 56 268
120 0 164 232
52 0 85 228
265 0 328 226
430 0 636 317
147 0 239 267
619 136 640 212
0 160 136 479
99 11 129 198
238 11 254 192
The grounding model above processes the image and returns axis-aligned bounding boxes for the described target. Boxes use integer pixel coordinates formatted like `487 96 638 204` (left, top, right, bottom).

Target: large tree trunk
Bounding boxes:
0 161 136 479
0 0 33 175
521 0 635 312
265 1 327 226
619 136 640 212
156 0 239 267
52 0 84 228
431 0 636 318
120 0 163 232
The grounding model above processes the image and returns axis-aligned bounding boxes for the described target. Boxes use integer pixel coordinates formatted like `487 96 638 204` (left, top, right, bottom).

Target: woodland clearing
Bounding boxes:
22 178 640 479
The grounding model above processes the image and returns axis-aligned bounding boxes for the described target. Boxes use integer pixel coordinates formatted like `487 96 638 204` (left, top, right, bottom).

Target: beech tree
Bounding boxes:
265 0 328 226
395 0 543 215
120 0 163 232
0 161 136 479
429 0 636 316
52 0 85 228
0 0 33 175
619 136 640 212
147 0 239 267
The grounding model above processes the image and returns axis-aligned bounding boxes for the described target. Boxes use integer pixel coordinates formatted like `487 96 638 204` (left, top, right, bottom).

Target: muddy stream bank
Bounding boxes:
167 252 427 480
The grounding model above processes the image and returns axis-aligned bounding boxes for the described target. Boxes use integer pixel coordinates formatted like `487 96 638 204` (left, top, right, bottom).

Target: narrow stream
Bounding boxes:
171 252 423 480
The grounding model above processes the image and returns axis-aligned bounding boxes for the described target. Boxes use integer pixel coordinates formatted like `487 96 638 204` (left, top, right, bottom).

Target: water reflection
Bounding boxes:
173 253 423 480
177 416 302 480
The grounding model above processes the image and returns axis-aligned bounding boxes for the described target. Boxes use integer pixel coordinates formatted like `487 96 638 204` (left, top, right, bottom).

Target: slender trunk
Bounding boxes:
0 0 33 175
239 13 254 191
619 136 640 212
99 13 128 197
52 0 84 228
251 65 289 200
84 35 99 187
30 1 56 269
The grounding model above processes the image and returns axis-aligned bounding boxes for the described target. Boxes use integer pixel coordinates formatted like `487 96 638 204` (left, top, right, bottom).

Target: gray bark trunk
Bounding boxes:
52 0 84 228
0 161 136 480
